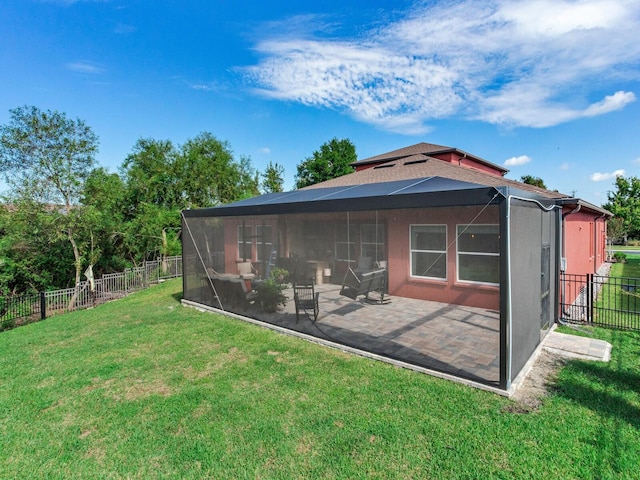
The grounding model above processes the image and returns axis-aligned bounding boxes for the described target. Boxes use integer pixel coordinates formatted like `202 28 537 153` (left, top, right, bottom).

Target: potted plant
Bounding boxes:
257 269 288 313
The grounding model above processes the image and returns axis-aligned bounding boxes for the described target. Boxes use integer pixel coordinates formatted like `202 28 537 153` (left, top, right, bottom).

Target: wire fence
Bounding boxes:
0 256 182 332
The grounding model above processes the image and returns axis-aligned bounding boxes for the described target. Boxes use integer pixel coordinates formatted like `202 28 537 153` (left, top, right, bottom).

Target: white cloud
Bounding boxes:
633 157 640 165
244 0 640 133
583 91 636 117
590 169 625 181
559 162 570 171
188 82 222 92
504 155 531 166
260 147 271 155
66 61 105 74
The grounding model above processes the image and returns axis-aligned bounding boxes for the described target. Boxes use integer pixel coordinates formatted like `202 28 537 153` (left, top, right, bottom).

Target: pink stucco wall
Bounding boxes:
562 208 608 276
383 206 500 311
430 152 505 176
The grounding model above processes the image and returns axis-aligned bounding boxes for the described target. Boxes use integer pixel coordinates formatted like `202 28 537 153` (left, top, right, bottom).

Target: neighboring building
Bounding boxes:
181 142 610 393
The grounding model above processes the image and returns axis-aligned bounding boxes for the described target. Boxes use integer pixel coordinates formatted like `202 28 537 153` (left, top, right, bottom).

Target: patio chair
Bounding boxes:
340 267 389 304
293 282 319 323
228 277 258 311
354 256 373 274
237 261 256 280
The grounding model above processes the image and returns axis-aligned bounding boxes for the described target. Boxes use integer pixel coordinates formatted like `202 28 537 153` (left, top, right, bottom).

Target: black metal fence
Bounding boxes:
561 273 640 330
0 256 182 332
0 292 43 330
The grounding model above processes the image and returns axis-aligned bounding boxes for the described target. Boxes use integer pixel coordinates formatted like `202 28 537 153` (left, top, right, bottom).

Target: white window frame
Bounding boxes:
255 224 273 262
360 223 385 261
456 224 499 285
335 224 356 262
237 224 253 260
409 224 447 280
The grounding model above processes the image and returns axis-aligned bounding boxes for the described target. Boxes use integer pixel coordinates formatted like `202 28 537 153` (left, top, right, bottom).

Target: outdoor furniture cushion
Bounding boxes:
237 262 255 279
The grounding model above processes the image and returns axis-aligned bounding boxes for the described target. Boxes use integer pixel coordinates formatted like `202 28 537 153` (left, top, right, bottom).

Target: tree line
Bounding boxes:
0 106 356 295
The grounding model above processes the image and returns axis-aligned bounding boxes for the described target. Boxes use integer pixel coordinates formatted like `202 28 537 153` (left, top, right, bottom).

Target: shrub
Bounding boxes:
257 269 289 313
613 251 627 263
0 317 16 332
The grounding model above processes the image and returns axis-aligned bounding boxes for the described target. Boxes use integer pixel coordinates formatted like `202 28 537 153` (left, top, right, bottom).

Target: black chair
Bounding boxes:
293 282 319 323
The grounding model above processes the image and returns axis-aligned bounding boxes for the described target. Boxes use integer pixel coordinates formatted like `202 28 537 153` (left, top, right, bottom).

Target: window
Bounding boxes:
360 224 385 261
410 225 447 279
335 224 356 262
237 225 252 260
457 224 499 284
256 225 273 261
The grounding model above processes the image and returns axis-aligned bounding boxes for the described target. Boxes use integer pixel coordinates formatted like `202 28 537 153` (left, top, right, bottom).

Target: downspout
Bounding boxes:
594 213 607 273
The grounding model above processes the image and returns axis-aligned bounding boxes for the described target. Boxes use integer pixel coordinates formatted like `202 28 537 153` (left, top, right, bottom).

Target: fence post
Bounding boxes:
40 291 46 320
587 273 593 324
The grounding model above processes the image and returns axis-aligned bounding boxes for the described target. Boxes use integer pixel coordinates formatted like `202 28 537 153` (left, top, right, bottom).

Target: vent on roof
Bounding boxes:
373 163 396 169
403 159 427 166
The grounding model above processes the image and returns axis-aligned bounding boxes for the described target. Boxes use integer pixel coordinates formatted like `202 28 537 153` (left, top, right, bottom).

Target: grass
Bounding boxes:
0 278 639 479
591 255 640 329
610 245 640 251
611 254 640 278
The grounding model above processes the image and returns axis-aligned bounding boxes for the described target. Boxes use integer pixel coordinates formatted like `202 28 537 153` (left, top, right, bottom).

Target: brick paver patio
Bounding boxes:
246 284 501 385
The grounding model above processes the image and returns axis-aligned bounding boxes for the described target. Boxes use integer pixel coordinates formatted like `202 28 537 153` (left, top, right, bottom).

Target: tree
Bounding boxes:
174 132 259 208
0 202 73 293
606 216 625 244
261 161 285 193
118 132 259 263
0 106 99 298
121 138 179 212
295 138 356 189
81 168 129 273
602 175 640 240
520 175 547 189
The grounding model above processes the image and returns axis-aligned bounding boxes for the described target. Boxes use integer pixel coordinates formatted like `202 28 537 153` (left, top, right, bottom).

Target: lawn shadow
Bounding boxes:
553 360 640 429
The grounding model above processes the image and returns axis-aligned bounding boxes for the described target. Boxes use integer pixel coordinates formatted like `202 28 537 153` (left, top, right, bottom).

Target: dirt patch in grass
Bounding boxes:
508 351 567 412
124 379 172 400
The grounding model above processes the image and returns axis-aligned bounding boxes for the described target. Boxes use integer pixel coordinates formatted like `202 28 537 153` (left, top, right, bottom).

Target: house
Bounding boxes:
181 142 610 393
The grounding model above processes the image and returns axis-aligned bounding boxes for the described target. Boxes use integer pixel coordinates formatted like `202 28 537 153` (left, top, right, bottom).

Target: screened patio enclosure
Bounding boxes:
182 177 560 392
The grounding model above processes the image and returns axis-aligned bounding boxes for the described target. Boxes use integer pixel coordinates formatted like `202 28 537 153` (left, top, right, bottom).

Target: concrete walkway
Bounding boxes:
543 330 611 362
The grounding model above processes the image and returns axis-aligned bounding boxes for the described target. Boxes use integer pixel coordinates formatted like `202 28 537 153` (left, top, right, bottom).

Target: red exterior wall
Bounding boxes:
562 208 608 276
223 216 278 276
222 207 501 311
383 206 500 311
430 152 504 176
355 163 376 172
355 152 505 177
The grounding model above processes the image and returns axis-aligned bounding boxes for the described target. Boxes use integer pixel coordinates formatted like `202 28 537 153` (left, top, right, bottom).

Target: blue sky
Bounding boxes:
1 0 639 206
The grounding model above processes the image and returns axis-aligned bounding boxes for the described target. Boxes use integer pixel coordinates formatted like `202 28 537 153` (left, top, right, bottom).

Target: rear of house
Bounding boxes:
181 142 609 393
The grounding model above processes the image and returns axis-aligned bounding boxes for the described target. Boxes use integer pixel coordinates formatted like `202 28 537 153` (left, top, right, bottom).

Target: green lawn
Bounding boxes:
590 256 640 329
1 279 638 479
611 254 640 278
